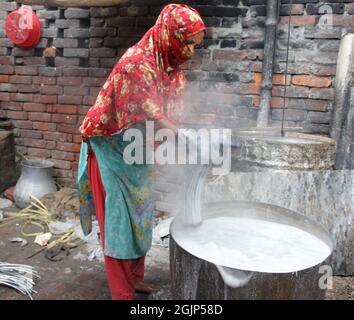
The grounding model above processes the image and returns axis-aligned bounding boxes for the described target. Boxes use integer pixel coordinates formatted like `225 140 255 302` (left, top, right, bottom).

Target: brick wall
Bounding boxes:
0 0 353 186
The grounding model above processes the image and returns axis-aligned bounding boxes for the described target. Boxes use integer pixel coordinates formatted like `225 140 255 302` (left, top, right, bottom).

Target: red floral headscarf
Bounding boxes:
79 4 206 138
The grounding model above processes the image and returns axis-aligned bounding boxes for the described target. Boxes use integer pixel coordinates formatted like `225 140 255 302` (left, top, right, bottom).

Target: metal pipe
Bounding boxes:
257 0 280 127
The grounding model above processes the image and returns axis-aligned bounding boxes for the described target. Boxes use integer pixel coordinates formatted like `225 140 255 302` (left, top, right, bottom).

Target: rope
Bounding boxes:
281 0 293 137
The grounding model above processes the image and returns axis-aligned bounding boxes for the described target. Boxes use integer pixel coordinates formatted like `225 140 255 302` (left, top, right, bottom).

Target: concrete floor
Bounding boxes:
0 202 171 300
0 203 353 300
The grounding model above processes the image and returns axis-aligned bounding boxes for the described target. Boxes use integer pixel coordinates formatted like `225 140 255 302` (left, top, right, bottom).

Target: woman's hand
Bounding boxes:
154 117 178 135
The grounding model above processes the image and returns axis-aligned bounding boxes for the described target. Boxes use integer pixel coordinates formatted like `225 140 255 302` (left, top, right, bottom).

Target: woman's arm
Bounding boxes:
154 117 178 136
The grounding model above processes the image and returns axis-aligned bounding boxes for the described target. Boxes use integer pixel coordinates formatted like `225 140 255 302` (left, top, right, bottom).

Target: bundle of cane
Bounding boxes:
0 262 40 299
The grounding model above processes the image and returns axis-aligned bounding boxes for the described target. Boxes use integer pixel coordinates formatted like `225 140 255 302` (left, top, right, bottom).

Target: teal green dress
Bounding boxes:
77 124 155 259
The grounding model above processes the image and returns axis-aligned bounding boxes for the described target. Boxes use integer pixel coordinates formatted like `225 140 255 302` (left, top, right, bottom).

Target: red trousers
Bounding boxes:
87 150 145 300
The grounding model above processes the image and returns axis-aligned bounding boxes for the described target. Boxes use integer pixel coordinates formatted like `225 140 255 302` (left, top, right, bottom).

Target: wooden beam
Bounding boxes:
15 0 129 7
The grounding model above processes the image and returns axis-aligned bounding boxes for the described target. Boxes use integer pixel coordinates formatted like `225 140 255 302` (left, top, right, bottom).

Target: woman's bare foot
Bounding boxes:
134 280 155 294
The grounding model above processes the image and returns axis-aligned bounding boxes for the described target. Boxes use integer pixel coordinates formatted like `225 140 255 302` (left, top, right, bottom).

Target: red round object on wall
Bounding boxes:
5 7 41 48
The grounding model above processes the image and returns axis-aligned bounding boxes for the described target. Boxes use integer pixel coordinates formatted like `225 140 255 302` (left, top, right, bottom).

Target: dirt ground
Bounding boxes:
0 202 353 300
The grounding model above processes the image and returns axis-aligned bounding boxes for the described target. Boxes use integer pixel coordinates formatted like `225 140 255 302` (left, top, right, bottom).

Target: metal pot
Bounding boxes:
13 158 57 208
170 200 334 300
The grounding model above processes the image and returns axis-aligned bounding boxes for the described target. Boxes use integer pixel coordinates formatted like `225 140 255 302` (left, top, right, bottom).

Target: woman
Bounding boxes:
77 4 205 300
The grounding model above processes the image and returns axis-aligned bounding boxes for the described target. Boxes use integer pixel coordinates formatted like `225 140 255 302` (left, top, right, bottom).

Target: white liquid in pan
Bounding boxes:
173 217 332 273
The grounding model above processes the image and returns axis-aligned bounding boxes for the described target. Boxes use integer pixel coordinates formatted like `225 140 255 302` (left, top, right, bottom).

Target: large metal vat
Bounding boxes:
170 200 334 300
231 128 336 171
205 128 352 276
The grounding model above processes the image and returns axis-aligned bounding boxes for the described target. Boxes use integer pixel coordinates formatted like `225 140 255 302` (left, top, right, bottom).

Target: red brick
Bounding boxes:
252 96 260 108
73 134 82 143
33 95 58 104
72 161 79 171
0 93 10 101
52 159 72 170
238 83 260 95
272 85 309 98
23 138 56 149
58 95 82 105
309 88 335 100
271 97 288 108
331 15 354 27
52 150 76 161
22 57 45 66
289 4 304 15
28 112 52 122
310 65 336 76
40 85 61 95
43 132 71 142
20 129 43 139
0 66 14 74
89 87 101 96
57 142 81 153
280 16 316 26
83 96 97 105
271 98 330 111
17 85 40 93
254 72 262 87
14 120 33 129
15 66 38 75
32 76 57 85
57 125 80 134
78 105 90 115
292 75 332 88
9 75 32 84
53 169 73 178
14 137 24 146
0 83 17 92
0 57 14 65
33 122 57 131
52 114 78 124
304 99 331 112
348 3 354 15
15 146 28 156
213 49 262 62
10 93 33 102
83 78 106 86
0 75 9 83
23 103 46 112
58 77 82 86
1 102 23 111
6 110 27 120
64 86 89 96
27 147 51 158
52 105 78 114
272 74 291 86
